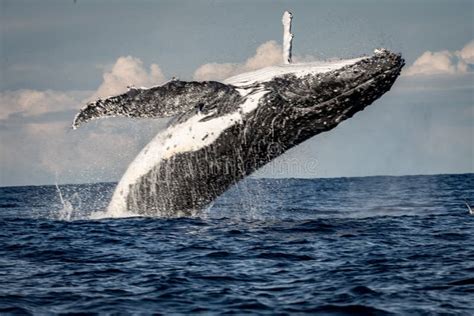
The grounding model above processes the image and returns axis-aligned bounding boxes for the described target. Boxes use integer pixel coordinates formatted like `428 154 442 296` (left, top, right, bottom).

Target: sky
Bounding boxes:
0 0 473 186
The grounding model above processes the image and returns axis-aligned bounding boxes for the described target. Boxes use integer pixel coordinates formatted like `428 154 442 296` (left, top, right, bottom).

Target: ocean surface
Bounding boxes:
1 173 473 315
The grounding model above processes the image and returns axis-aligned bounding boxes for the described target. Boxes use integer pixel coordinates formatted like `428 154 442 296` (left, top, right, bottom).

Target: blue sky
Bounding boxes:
0 0 473 186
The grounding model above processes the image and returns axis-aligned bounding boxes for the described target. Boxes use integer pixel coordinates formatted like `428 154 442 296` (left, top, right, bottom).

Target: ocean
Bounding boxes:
1 173 473 314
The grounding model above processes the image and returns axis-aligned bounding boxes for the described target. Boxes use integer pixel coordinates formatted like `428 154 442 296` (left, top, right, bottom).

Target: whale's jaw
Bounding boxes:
104 49 404 217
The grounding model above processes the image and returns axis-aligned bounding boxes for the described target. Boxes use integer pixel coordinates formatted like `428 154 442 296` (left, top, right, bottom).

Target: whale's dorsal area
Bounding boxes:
72 80 242 129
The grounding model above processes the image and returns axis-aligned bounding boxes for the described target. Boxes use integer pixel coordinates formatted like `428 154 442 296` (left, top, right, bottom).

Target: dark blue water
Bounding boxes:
1 174 473 314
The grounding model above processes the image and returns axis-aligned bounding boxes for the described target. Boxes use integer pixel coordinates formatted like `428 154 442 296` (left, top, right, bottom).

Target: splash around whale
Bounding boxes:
72 13 404 217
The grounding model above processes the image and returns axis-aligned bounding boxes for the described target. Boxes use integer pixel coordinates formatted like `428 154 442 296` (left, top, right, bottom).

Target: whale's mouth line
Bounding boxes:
295 61 404 113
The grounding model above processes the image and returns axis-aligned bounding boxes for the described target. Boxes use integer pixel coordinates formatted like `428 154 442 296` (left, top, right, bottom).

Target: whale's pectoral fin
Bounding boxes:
72 80 238 129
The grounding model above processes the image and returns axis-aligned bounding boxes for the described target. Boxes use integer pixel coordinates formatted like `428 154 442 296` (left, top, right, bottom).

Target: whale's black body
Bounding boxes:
73 49 404 216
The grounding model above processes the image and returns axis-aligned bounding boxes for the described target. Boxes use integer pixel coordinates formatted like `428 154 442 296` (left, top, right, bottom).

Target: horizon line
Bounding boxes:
1 171 473 189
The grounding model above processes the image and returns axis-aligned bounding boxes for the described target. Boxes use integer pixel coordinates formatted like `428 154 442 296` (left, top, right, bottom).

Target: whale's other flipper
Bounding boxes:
72 80 240 129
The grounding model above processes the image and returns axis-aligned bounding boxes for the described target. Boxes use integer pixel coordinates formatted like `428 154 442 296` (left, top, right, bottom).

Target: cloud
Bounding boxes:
93 56 166 98
193 41 283 81
404 51 463 76
404 40 474 76
0 89 82 120
457 40 474 64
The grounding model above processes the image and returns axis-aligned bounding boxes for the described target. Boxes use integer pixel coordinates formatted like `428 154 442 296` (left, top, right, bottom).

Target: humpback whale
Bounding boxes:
73 13 404 217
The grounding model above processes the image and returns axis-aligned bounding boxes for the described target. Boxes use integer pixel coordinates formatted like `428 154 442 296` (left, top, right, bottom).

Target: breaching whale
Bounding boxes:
73 12 404 217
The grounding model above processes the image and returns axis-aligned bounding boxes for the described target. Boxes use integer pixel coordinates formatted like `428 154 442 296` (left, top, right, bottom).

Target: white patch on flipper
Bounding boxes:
282 11 293 64
106 89 269 217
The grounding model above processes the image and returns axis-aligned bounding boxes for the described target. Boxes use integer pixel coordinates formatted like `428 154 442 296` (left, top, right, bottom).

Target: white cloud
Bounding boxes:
93 56 166 98
0 89 82 120
244 40 283 70
456 40 474 64
404 40 474 76
404 51 463 76
193 41 283 81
